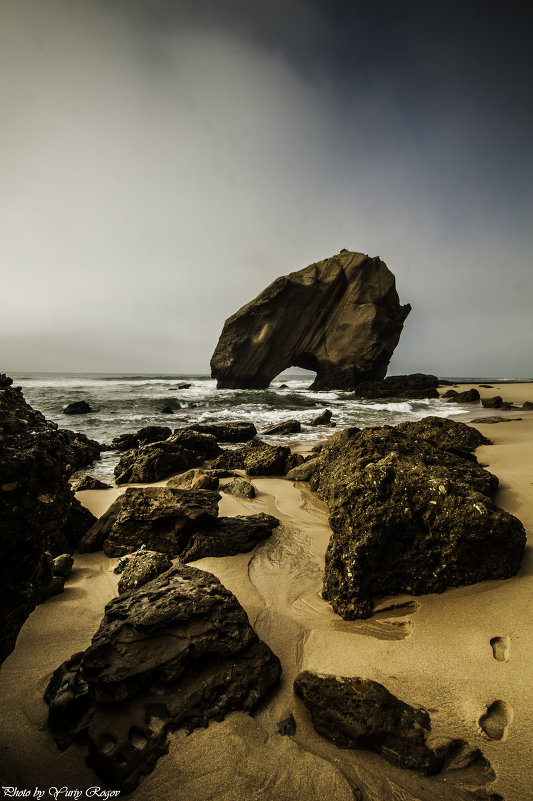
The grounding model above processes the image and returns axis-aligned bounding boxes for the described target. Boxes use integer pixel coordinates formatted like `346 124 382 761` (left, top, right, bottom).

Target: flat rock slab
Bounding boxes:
180 513 279 561
45 564 282 792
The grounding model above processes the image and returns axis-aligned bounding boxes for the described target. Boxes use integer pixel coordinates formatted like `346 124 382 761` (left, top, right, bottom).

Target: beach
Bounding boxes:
0 383 532 801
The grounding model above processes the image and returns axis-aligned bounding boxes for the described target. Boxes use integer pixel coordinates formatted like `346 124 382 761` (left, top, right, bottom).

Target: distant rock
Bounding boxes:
178 383 191 389
470 416 522 424
261 419 301 436
186 421 257 442
45 565 282 792
311 409 333 426
223 477 256 498
117 550 172 594
481 396 503 408
64 400 92 415
99 487 221 556
523 401 533 410
211 250 410 390
167 468 219 491
352 373 440 400
180 513 279 561
443 388 480 403
278 383 289 389
73 474 111 491
0 380 99 663
161 406 174 414
114 440 200 484
309 419 525 619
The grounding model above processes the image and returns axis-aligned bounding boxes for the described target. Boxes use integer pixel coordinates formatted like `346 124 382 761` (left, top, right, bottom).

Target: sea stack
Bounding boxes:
210 249 411 390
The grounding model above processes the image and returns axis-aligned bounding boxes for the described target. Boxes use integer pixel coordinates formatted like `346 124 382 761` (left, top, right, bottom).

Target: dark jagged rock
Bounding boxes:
470 416 522 424
117 550 173 594
444 388 480 403
311 409 333 426
211 250 410 391
352 373 440 400
177 383 191 389
161 406 174 414
523 400 533 410
223 477 256 498
99 487 221 557
56 497 97 554
309 420 524 619
180 513 279 561
45 565 282 792
37 552 74 603
114 441 200 484
78 495 124 553
53 553 74 578
295 672 446 774
136 425 172 446
277 713 297 736
64 400 92 415
185 421 257 442
262 419 301 436
243 439 292 475
73 474 111 491
396 416 491 461
167 468 220 491
210 448 246 471
0 380 99 663
169 429 221 459
481 396 503 409
111 433 138 452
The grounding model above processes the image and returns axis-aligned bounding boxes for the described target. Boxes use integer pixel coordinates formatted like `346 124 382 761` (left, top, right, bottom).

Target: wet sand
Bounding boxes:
0 384 532 800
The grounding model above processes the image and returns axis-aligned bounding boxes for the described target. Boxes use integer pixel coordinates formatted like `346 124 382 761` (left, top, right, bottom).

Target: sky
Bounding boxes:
1 0 532 377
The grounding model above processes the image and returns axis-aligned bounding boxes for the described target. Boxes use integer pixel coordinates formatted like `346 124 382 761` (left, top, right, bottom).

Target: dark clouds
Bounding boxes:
1 0 532 375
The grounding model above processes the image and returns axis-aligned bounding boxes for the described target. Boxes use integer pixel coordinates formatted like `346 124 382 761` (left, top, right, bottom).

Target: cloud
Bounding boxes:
1 0 531 376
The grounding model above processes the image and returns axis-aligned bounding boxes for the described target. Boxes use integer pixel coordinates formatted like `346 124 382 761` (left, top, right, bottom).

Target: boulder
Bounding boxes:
161 406 174 414
396 416 490 461
177 383 191 389
444 388 480 403
114 441 200 484
117 550 173 594
481 396 503 409
45 565 282 792
135 425 172 446
167 468 220 491
185 421 257 442
36 553 74 604
0 379 100 663
63 400 92 415
211 250 410 390
210 448 246 471
243 440 292 475
311 409 333 426
286 457 321 481
73 475 111 491
352 373 440 400
180 514 279 561
223 477 256 498
169 429 221 459
523 401 533 410
111 433 138 452
309 421 524 619
295 672 443 775
53 553 74 578
261 419 301 435
99 487 221 557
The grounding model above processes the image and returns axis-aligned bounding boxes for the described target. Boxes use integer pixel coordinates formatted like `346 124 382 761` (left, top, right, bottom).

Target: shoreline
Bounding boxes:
0 386 532 799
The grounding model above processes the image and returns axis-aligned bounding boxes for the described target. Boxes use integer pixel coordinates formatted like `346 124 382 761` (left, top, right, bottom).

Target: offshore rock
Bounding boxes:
185 421 257 442
0 378 100 664
45 565 282 792
352 373 440 400
64 400 92 415
310 420 525 619
180 513 279 561
311 409 333 426
211 250 410 390
114 440 200 484
99 487 221 557
261 419 301 436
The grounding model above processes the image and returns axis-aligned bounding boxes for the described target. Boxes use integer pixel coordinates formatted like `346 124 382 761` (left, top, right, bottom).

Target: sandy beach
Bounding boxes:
1 383 532 801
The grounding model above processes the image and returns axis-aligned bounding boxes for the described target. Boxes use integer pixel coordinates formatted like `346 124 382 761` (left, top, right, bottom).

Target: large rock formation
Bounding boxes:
309 418 526 619
0 375 100 664
45 564 282 792
211 250 411 390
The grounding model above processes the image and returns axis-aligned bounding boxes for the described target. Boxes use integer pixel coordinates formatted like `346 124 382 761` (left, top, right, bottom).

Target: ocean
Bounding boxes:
10 372 477 482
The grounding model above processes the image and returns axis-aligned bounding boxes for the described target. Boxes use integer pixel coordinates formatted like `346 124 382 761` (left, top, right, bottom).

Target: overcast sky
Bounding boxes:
1 0 532 377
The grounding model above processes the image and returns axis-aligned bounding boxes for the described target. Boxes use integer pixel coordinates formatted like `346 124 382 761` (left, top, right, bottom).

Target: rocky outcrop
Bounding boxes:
64 400 92 415
97 487 221 557
169 429 221 459
185 422 257 442
311 409 333 426
309 419 525 619
262 420 301 436
211 250 410 390
117 550 173 594
114 441 200 484
180 513 278 561
45 565 282 792
352 373 440 400
442 388 480 403
482 396 503 409
73 474 111 491
0 376 100 664
223 477 256 498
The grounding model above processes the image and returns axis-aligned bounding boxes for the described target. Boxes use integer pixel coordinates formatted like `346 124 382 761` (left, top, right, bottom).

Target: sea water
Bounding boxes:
10 372 471 481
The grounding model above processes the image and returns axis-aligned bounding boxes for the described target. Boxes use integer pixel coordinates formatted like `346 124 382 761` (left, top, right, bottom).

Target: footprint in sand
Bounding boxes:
478 700 513 740
490 635 510 662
